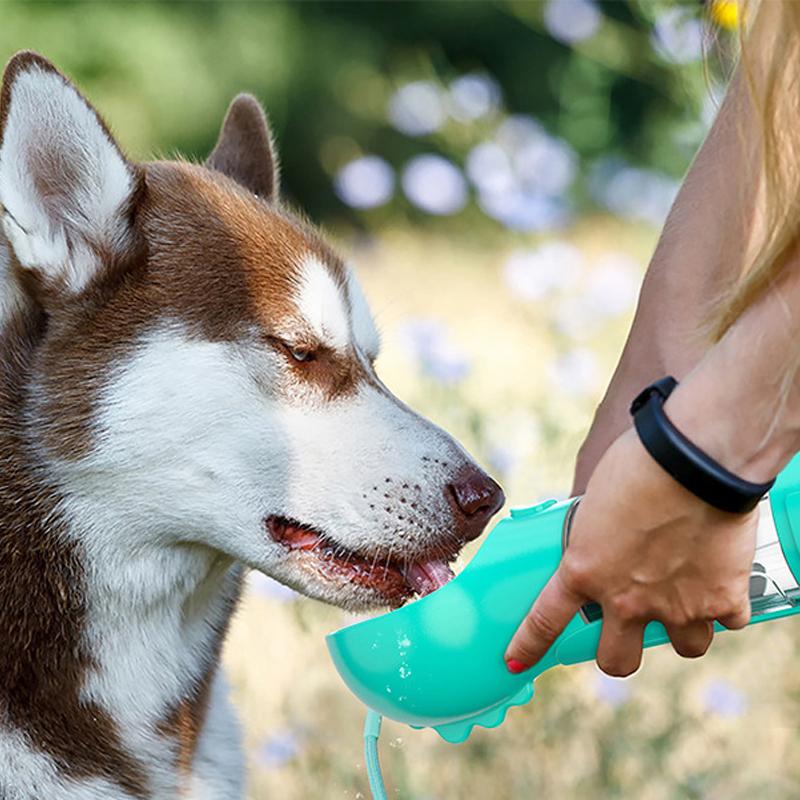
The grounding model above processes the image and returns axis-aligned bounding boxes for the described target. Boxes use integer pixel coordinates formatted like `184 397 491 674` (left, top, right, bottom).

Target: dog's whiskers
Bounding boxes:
383 545 396 576
369 547 382 575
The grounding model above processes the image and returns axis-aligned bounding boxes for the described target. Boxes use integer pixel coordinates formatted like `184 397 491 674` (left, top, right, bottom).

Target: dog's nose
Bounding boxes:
448 468 505 542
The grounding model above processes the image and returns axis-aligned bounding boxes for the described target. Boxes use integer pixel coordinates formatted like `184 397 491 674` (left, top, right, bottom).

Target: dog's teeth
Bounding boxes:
403 559 455 597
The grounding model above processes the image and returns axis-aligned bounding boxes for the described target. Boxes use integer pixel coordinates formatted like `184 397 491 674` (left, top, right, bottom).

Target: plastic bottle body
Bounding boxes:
327 498 576 741
327 454 800 742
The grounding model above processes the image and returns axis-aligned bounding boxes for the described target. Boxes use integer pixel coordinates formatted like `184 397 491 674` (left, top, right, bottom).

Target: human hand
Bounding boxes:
505 428 757 676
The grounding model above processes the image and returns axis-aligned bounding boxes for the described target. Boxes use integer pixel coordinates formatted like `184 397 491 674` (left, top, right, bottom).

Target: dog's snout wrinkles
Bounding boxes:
448 469 505 541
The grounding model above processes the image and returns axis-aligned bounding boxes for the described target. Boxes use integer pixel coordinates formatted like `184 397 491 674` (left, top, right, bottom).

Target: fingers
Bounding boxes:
717 595 751 630
598 596 747 669
596 614 645 677
665 619 714 659
505 569 585 671
598 616 714 675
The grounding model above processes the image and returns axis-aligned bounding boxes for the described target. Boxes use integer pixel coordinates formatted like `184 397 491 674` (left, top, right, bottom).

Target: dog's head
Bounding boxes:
0 52 504 610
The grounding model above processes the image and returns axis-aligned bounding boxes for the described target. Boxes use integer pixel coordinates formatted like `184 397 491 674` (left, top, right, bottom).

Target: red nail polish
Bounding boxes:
506 658 529 674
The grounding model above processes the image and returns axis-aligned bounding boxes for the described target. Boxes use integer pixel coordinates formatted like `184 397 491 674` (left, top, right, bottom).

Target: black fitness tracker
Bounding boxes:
630 376 775 514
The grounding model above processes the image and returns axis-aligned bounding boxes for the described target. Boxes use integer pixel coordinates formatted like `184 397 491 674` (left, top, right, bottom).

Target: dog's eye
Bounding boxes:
288 346 315 363
266 336 317 364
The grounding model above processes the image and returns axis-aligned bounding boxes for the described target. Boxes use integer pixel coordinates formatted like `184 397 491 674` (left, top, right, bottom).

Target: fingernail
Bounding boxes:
506 658 529 674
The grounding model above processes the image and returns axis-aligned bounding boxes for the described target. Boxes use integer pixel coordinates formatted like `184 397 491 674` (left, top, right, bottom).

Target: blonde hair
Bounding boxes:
711 0 800 339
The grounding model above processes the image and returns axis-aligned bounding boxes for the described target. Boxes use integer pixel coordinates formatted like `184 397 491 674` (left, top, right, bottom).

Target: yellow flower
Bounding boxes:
710 0 738 30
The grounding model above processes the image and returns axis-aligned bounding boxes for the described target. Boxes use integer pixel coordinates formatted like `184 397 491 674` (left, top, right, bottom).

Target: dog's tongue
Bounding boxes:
403 560 455 597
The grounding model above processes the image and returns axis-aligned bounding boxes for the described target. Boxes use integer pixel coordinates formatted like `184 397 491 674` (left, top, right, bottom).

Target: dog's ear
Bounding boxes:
206 94 279 201
0 51 141 298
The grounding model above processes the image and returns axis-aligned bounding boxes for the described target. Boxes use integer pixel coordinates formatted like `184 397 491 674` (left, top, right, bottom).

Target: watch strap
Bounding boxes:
630 376 774 514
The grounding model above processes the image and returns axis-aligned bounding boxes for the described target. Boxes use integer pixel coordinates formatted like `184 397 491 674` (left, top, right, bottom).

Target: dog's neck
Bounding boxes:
0 306 242 796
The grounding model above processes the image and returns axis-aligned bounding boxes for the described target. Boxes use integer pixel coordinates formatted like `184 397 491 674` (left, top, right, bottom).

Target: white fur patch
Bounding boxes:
187 673 245 799
0 233 25 327
0 64 132 292
295 255 349 351
347 268 380 359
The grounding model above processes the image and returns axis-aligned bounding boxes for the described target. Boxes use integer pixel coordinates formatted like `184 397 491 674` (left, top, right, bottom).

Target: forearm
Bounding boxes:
574 72 761 492
666 257 800 483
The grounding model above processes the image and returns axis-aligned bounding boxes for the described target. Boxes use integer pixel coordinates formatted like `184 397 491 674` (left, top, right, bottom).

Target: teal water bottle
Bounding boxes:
327 454 800 744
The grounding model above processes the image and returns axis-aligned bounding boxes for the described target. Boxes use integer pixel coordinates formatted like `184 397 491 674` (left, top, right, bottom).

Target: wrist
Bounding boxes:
664 372 800 484
660 263 800 485
610 428 735 524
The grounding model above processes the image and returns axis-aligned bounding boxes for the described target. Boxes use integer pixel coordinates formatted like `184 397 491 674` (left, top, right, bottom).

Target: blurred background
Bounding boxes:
8 1 800 798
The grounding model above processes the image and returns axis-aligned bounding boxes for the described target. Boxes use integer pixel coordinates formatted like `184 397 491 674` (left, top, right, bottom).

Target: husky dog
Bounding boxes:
0 51 503 799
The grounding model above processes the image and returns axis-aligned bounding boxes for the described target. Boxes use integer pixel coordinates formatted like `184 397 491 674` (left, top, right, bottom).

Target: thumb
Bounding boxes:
504 568 586 671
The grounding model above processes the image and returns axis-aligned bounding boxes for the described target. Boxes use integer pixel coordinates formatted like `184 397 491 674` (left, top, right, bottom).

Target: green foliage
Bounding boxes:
0 0 726 225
